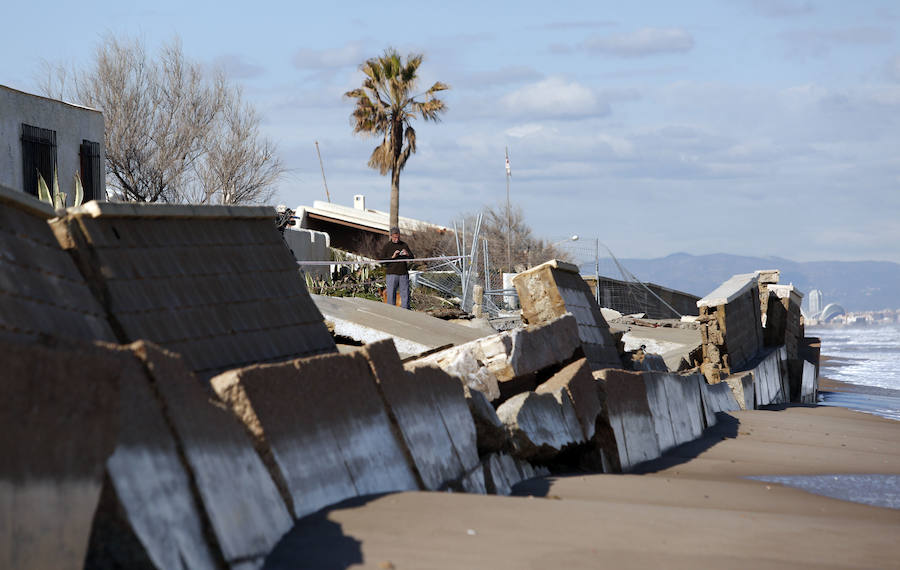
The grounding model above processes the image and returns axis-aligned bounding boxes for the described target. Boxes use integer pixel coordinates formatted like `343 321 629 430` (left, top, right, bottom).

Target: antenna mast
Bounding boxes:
315 141 331 203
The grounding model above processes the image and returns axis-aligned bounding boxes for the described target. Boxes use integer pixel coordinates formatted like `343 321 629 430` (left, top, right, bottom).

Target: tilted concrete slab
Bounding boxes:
464 386 508 454
512 260 622 370
50 203 336 377
496 390 585 462
724 372 756 411
696 272 758 308
800 359 818 404
705 381 742 413
364 340 483 492
132 342 293 569
593 369 661 471
212 350 419 521
535 359 601 441
1 338 120 570
616 323 702 372
746 347 788 407
483 453 549 496
91 347 220 570
0 185 116 344
313 294 488 359
412 313 581 401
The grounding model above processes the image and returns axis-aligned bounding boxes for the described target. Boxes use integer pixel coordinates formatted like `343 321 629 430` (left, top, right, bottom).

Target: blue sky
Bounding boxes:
3 0 899 263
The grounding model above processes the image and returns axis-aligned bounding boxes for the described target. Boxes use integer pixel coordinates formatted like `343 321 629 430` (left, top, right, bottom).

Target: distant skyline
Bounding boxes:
3 1 899 263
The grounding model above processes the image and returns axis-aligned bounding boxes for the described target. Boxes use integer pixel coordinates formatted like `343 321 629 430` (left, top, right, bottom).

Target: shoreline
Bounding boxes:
270 406 900 569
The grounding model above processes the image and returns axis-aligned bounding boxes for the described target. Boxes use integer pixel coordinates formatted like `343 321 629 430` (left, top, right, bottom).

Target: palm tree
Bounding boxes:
345 48 449 229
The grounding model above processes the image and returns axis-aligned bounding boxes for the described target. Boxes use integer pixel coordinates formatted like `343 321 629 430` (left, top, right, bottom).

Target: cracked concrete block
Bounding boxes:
496 391 585 462
593 369 660 471
363 340 482 492
464 386 509 454
749 347 787 407
50 204 336 377
88 351 220 570
535 359 601 440
411 313 581 401
512 261 622 370
482 453 548 496
212 350 418 521
800 359 818 404
0 186 116 345
0 338 120 570
133 342 292 569
724 372 755 411
704 380 741 413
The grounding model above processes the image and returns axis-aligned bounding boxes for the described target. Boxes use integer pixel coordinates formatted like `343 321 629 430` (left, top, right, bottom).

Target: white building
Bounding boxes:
0 84 105 204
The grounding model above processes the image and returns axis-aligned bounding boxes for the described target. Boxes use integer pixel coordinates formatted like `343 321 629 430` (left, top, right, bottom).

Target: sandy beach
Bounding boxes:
266 405 900 569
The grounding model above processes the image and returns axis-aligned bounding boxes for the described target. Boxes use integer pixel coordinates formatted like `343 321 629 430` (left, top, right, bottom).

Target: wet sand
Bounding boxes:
266 405 900 569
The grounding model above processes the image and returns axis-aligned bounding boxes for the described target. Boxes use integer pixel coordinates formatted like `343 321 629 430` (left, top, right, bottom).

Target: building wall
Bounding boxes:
0 85 105 203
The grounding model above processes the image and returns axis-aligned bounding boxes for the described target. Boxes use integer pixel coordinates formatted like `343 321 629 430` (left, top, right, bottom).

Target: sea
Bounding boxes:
809 323 900 422
751 324 900 509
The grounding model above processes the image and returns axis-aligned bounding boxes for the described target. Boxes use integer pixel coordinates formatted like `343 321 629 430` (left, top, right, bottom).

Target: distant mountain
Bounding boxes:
609 253 900 312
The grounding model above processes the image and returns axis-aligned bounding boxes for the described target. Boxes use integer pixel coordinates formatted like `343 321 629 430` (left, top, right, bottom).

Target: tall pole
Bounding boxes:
315 141 331 203
595 238 601 305
505 146 511 272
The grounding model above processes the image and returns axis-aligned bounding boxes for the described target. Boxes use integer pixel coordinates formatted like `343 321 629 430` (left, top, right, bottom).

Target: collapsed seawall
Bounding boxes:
0 184 820 569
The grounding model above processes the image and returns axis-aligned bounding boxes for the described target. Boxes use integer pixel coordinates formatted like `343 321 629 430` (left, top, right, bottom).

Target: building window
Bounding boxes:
21 124 57 197
80 140 102 202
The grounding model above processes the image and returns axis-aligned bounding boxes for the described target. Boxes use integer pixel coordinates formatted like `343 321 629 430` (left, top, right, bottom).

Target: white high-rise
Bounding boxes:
808 289 823 317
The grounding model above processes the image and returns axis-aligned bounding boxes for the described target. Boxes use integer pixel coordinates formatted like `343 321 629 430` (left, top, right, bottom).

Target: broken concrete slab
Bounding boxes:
496 390 585 463
89 352 221 570
696 273 765 382
593 369 661 471
800 359 818 405
50 202 336 377
535 359 601 441
362 340 483 492
212 349 419 521
313 294 489 359
132 342 293 568
0 184 116 345
483 453 549 496
0 338 120 570
615 322 702 372
412 313 580 401
723 372 756 411
464 386 508 454
512 260 622 370
744 346 789 407
704 380 742 413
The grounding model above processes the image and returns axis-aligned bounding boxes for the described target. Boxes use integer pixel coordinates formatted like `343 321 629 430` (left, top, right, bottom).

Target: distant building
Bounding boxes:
807 289 823 317
0 84 105 203
295 194 447 254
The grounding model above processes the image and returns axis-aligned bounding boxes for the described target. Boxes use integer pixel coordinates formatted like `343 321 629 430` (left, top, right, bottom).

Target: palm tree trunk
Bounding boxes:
390 165 400 230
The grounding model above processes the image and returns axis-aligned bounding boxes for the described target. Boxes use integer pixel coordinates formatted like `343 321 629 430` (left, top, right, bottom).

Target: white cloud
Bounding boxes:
582 28 694 57
501 76 610 118
292 42 367 70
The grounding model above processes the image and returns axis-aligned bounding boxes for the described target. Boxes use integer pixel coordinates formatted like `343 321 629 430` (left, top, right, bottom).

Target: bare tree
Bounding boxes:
43 36 282 204
189 89 282 205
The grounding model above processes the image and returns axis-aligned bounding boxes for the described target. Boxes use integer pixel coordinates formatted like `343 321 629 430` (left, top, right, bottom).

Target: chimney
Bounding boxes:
353 194 366 210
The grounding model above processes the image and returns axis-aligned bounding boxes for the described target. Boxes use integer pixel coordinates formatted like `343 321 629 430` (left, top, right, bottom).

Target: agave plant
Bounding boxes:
35 169 84 208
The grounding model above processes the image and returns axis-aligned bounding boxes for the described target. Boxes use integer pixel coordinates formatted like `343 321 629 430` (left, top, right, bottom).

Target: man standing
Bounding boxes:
381 227 414 309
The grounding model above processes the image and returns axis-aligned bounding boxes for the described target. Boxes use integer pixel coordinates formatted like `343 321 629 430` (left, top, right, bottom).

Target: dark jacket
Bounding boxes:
381 239 414 275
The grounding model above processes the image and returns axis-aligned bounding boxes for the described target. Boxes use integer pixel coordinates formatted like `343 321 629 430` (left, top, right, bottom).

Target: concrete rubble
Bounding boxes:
1 338 120 570
313 293 488 359
512 260 623 370
0 184 116 344
412 312 581 401
1 185 830 569
50 201 336 377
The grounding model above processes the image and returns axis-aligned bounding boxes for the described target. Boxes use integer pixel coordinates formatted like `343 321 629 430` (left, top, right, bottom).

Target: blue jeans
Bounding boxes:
385 274 410 309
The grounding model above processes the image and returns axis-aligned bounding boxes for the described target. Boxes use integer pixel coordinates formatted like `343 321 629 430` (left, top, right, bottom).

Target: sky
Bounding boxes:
3 0 899 264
